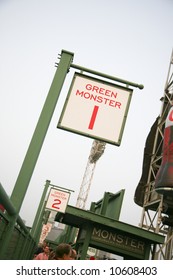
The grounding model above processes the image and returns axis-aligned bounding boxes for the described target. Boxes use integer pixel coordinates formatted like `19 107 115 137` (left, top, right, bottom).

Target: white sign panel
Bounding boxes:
58 73 133 146
46 188 70 213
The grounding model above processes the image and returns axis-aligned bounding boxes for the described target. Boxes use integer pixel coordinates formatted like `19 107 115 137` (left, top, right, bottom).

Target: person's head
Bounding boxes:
55 243 72 260
43 240 48 248
43 245 50 255
70 249 77 260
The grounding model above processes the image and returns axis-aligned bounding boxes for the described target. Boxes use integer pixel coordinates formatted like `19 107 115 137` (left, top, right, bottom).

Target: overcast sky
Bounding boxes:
0 0 173 227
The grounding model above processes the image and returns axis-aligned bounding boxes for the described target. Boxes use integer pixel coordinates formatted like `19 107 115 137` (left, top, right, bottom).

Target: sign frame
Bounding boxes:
57 72 133 146
45 187 70 213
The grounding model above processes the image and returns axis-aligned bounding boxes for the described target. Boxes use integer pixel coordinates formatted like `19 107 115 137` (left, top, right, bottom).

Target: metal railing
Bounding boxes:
0 183 36 259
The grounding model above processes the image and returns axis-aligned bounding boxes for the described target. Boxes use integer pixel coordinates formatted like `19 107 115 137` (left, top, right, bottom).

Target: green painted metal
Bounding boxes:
61 205 164 243
10 50 74 213
78 226 93 259
90 190 125 220
31 180 50 244
55 203 165 259
71 63 144 89
0 50 74 258
0 183 36 259
0 182 16 215
0 183 28 230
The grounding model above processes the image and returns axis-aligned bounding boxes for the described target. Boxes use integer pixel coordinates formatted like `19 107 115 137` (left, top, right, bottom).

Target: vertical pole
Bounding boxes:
79 226 93 260
0 50 74 259
31 180 50 241
10 50 74 212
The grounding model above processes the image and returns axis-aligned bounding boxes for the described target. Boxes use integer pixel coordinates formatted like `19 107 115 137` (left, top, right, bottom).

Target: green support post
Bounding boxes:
31 180 50 244
10 50 74 212
79 226 93 260
0 50 74 259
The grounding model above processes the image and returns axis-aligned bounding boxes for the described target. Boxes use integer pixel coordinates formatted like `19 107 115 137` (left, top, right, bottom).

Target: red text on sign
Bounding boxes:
88 106 99 130
76 90 121 108
52 199 61 210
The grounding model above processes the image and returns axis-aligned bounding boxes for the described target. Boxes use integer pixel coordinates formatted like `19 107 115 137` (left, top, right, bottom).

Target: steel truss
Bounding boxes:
135 50 173 259
76 140 106 209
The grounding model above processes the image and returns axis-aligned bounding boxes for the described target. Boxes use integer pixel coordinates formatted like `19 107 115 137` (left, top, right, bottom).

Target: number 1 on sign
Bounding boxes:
88 106 99 130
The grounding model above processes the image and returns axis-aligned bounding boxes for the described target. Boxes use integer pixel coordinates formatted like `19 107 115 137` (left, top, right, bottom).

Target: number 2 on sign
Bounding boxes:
52 199 61 210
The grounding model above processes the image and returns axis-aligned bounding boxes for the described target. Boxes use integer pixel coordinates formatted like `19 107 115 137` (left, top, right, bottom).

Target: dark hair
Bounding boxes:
55 243 72 258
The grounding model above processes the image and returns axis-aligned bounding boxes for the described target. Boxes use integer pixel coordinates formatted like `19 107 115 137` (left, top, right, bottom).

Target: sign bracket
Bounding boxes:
71 63 144 90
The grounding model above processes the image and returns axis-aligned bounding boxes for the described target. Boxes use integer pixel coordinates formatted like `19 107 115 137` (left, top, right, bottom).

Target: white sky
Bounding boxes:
0 0 173 227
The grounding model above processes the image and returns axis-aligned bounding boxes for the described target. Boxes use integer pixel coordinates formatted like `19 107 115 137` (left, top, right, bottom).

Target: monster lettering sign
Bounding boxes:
46 188 70 213
58 73 133 146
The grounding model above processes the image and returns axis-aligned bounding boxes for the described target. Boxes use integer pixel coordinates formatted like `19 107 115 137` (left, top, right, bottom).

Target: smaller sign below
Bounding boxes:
46 187 70 213
57 72 133 146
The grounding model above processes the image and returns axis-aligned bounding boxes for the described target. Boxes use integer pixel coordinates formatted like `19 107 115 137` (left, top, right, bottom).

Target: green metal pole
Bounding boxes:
0 50 74 259
10 50 74 212
79 226 93 260
31 180 50 237
31 180 50 242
